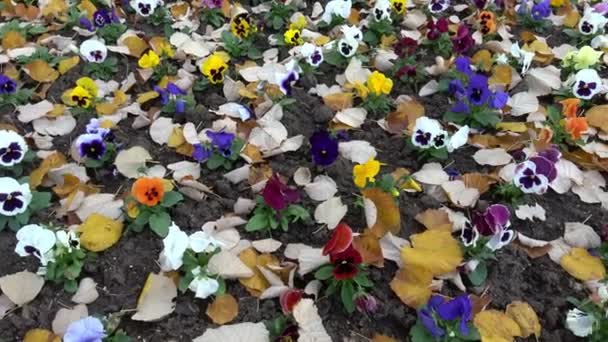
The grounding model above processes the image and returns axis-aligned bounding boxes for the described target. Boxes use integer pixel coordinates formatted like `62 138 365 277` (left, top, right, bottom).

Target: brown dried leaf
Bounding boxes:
241 144 264 163
123 36 149 58
206 294 239 325
415 209 452 231
386 100 424 134
362 187 401 238
462 172 497 194
2 31 25 49
390 267 433 309
322 92 353 111
585 105 608 133
238 248 277 296
371 334 397 342
353 229 384 267
25 59 60 83
30 152 66 188
505 301 542 339
471 50 493 72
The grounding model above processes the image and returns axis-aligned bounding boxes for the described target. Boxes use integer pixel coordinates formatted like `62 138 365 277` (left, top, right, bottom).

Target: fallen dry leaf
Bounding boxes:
132 273 177 321
505 301 542 339
206 294 239 325
78 214 124 252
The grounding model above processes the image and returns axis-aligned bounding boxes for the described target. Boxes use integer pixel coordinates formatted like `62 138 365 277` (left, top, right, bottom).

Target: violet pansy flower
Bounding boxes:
531 0 551 20
572 69 603 100
0 177 32 217
452 25 474 54
419 295 473 338
262 174 300 211
63 316 106 342
429 0 450 13
192 143 212 162
76 133 107 160
206 129 235 157
514 156 557 194
0 130 28 167
0 75 17 95
310 130 339 166
466 74 491 106
473 204 511 236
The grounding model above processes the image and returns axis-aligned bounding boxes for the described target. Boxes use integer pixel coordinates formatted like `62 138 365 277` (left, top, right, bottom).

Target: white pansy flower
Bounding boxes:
158 223 189 271
56 230 80 252
579 8 608 36
572 68 603 100
188 266 220 299
598 284 608 303
411 117 442 149
591 35 608 49
341 25 362 42
300 43 324 67
566 308 596 337
510 43 534 74
337 37 358 58
189 231 224 253
371 0 391 22
15 224 56 266
130 0 160 17
321 0 352 24
0 177 32 217
0 130 28 168
80 39 108 63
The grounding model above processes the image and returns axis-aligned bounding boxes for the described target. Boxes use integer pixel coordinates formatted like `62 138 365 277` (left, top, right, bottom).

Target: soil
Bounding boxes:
1 2 607 342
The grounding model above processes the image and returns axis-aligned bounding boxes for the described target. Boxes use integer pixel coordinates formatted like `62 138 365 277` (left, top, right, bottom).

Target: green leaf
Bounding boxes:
429 147 449 160
444 111 468 125
314 264 334 280
134 209 151 226
206 153 225 170
472 110 501 128
29 191 51 211
459 324 481 341
149 211 171 237
178 273 194 293
467 260 488 286
0 215 7 231
410 322 436 342
340 281 356 313
64 279 78 293
353 272 373 287
161 191 183 207
247 47 262 60
245 213 269 232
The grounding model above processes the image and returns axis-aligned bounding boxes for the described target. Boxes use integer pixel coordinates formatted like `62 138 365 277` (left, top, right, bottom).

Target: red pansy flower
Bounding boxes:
330 244 363 280
322 223 353 256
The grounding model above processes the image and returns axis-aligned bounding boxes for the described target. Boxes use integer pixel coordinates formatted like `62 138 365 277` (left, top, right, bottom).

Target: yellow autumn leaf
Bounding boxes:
23 329 61 342
78 214 124 252
96 102 119 115
206 294 239 325
2 30 25 49
489 65 513 87
78 0 97 17
415 209 452 231
58 56 81 74
25 59 59 83
30 152 66 188
238 248 277 296
401 230 463 275
371 334 397 342
137 91 159 104
323 92 353 111
496 122 528 133
41 0 68 18
362 187 401 238
560 247 606 281
122 36 149 58
314 35 331 45
563 8 580 28
48 104 66 118
390 266 433 309
353 229 384 267
474 310 522 342
505 301 541 339
167 127 186 148
472 50 493 72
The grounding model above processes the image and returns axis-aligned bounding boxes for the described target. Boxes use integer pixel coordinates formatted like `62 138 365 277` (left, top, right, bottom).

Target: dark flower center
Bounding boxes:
145 187 159 201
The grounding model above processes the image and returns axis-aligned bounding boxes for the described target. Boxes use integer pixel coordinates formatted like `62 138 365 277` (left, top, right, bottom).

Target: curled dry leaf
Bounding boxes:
353 229 384 267
252 238 282 253
314 197 348 229
75 193 124 221
132 273 177 322
33 116 77 136
78 214 124 252
114 146 152 179
206 294 239 325
560 248 606 281
441 180 480 208
0 271 44 306
412 163 449 185
564 222 601 249
52 304 88 335
472 148 513 166
304 175 337 202
415 209 452 231
380 233 410 266
507 92 539 116
17 100 54 123
238 248 277 296
362 187 401 238
338 140 377 164
0 294 16 319
505 301 542 339
293 167 312 186
71 277 98 304
193 322 269 342
292 299 332 342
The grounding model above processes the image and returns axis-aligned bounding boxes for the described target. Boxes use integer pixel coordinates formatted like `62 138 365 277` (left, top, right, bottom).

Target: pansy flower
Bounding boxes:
158 223 188 271
138 50 160 69
80 38 108 63
300 43 324 67
510 43 535 74
93 9 118 28
390 0 406 14
56 230 81 253
262 174 300 211
466 74 491 105
201 52 229 84
565 117 588 139
0 74 17 95
372 0 392 22
323 223 354 256
478 10 497 35
342 25 363 42
394 37 417 57
428 0 449 13
15 224 56 266
460 223 479 247
202 0 223 9
230 13 254 39
513 156 557 194
367 71 393 96
284 28 303 46
276 61 300 96
192 144 212 162
472 204 510 236
329 244 362 280
132 177 166 206
0 177 32 216
0 130 28 167
427 18 449 40
154 82 187 113
411 117 469 152
310 130 339 166
68 86 93 108
188 267 220 299
320 0 352 24
338 37 358 57
566 308 596 337
76 133 107 160
572 68 603 100
206 129 235 157
530 0 551 20
579 8 608 36
63 316 106 342
131 0 160 17
280 289 303 314
353 158 381 188
419 295 473 338
452 25 474 53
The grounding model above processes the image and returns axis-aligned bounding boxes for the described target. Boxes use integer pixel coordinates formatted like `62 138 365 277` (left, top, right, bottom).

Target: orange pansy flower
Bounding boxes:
565 117 588 140
132 177 165 206
560 98 580 118
478 11 497 35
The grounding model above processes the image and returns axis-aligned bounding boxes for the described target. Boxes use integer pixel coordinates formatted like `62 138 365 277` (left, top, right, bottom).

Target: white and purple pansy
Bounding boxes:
372 0 392 22
130 0 161 17
300 43 324 67
76 133 107 161
485 228 516 251
0 177 32 217
460 223 479 247
15 224 56 266
411 117 470 152
429 0 450 13
276 60 300 96
462 204 514 250
578 7 608 36
572 68 603 100
79 38 108 63
513 156 557 194
0 130 28 168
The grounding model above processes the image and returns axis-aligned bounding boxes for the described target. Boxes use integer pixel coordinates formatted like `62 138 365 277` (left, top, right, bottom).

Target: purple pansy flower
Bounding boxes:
490 91 509 109
538 146 561 163
93 9 111 28
279 70 299 96
79 17 94 31
449 79 466 98
452 25 474 54
0 177 31 216
76 133 107 160
451 101 471 114
0 75 17 95
466 74 491 106
309 130 339 166
355 293 379 314
202 0 223 9
63 316 106 342
473 204 511 236
420 295 473 338
573 69 602 100
420 296 446 337
473 0 487 9
262 174 300 211
192 143 212 162
531 0 551 20
85 119 111 139
514 156 557 194
0 130 28 167
206 130 235 157
460 223 479 247
455 56 472 76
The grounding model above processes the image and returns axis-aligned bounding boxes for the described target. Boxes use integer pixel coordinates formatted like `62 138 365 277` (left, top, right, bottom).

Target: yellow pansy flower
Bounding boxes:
367 71 393 96
157 41 174 58
201 52 229 84
138 50 160 69
550 0 564 7
390 0 406 14
353 158 381 188
230 13 254 39
76 77 98 98
353 82 369 99
290 14 307 30
284 28 303 46
68 86 93 108
573 46 603 70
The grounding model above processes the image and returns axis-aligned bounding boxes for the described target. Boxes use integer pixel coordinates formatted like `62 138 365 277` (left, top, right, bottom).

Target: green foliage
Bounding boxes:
362 94 393 117
205 138 245 171
222 31 262 60
147 7 171 27
178 248 222 295
317 15 346 30
421 34 453 59
83 57 119 81
15 47 62 66
46 245 87 292
315 264 373 313
160 95 196 115
516 13 551 33
363 19 395 47
202 8 225 29
0 19 47 39
265 316 291 341
264 2 296 30
245 196 310 232
444 106 501 130
323 49 349 68
151 59 178 82
0 88 33 107
97 23 127 45
494 182 524 205
127 191 183 237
